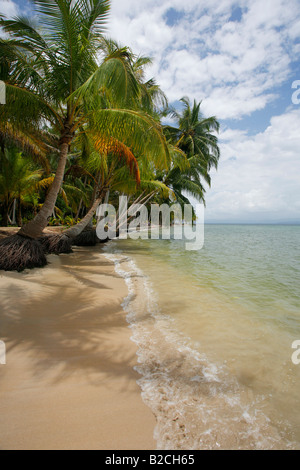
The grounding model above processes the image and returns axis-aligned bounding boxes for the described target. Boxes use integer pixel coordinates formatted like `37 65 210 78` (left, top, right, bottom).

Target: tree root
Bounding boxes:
39 234 73 255
0 234 47 272
73 229 98 247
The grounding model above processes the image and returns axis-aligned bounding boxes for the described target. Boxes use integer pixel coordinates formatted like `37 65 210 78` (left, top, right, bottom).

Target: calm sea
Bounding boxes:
103 224 300 449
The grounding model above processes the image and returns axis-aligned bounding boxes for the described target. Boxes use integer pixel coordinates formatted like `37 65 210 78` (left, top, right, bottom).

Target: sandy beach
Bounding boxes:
0 246 156 450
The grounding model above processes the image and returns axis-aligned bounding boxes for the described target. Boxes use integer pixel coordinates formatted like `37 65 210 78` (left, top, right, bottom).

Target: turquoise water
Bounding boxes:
104 225 300 449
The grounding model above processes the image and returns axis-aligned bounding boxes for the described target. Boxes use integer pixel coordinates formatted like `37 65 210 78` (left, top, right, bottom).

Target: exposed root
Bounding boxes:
39 234 73 255
73 229 98 247
0 234 47 272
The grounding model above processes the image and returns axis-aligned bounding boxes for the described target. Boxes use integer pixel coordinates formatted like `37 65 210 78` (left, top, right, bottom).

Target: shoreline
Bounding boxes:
103 238 297 450
0 247 156 450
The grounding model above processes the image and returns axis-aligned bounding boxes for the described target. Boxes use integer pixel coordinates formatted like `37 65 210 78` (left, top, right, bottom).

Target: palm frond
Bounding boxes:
92 135 140 185
90 108 171 170
0 122 50 170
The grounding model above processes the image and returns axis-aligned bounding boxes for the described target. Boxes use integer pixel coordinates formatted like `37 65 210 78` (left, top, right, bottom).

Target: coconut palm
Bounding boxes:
52 128 175 248
85 37 168 115
163 97 220 207
165 97 220 163
41 134 143 252
42 41 171 251
0 0 170 271
131 54 168 116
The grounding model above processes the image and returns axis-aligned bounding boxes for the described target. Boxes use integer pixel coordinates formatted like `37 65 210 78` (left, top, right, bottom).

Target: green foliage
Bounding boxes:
48 215 80 227
0 2 220 232
162 97 221 207
0 146 43 225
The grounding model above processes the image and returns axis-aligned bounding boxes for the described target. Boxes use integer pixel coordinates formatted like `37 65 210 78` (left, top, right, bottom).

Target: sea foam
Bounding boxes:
102 242 295 450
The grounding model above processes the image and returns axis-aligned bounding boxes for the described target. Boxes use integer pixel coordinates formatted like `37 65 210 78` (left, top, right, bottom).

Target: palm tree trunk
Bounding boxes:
63 196 103 240
0 137 71 271
66 176 104 245
75 199 83 220
116 191 155 233
75 175 88 220
17 197 22 227
18 141 69 239
41 195 103 254
11 199 17 225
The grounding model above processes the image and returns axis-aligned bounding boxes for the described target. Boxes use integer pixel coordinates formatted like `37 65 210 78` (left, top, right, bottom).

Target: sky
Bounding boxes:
1 0 300 223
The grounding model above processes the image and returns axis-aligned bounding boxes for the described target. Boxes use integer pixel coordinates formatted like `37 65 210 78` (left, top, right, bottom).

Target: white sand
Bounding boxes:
0 247 156 450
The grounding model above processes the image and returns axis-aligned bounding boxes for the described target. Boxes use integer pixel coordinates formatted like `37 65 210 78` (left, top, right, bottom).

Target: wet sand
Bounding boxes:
0 247 156 450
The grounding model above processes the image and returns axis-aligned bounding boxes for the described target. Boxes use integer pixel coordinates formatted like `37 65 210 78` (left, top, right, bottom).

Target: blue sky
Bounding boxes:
1 0 300 223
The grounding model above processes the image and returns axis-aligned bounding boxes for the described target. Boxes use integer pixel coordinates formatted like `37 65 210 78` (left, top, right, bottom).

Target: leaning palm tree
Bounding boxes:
41 135 142 252
42 41 171 252
0 0 170 271
50 128 174 249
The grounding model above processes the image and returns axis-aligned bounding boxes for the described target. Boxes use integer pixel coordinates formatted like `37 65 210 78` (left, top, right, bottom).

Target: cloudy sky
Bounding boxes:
1 0 300 223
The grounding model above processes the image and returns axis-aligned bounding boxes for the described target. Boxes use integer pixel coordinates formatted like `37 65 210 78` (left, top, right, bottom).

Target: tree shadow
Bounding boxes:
0 249 141 393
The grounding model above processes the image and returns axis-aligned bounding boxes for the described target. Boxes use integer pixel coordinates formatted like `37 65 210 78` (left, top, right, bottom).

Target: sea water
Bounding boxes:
103 224 300 450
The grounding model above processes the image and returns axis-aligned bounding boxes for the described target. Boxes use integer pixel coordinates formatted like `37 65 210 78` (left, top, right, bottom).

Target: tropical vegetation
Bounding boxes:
0 0 220 271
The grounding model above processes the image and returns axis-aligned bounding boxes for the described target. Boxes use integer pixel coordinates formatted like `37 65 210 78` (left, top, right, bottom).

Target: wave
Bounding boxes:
102 242 295 450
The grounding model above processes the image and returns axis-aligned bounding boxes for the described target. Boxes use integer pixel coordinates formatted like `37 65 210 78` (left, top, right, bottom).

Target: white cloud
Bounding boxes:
108 0 300 221
0 0 299 222
0 0 18 17
204 109 300 222
109 0 300 120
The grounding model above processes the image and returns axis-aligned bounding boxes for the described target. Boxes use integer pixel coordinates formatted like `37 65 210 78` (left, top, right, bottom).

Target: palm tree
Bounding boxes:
0 0 170 271
41 135 142 252
163 97 220 207
42 41 171 251
0 146 43 226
